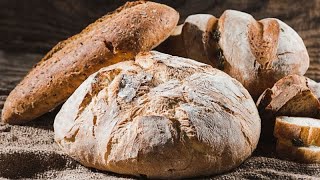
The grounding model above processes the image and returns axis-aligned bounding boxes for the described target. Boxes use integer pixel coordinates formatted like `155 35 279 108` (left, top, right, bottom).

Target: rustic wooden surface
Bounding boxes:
0 0 319 81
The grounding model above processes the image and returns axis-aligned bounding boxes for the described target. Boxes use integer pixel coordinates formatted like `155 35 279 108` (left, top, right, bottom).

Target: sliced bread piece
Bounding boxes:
276 139 320 163
274 116 320 146
257 75 320 141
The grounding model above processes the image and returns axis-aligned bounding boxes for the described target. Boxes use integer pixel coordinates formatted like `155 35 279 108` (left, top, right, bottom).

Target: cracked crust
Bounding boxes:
274 116 320 147
157 11 309 100
218 10 309 100
256 75 320 141
2 1 179 124
54 51 261 179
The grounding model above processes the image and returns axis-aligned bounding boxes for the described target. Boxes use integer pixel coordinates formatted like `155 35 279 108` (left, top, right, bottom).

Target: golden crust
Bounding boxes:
2 1 179 124
54 51 261 178
276 139 320 163
158 11 309 100
257 75 320 141
274 116 320 146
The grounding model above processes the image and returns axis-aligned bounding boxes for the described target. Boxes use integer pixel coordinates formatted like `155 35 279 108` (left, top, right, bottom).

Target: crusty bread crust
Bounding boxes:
156 14 219 66
54 51 261 179
155 24 187 58
257 75 320 141
274 116 320 146
276 139 320 163
2 1 179 124
182 14 218 66
157 11 309 100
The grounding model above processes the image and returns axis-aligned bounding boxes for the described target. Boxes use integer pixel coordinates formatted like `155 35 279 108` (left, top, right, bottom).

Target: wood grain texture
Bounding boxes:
0 0 319 80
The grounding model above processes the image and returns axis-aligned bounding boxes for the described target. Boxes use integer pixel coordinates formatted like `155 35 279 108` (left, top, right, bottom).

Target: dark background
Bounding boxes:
0 0 319 80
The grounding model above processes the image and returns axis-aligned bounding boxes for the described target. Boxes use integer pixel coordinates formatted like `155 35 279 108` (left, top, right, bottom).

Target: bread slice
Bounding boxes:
158 11 309 100
182 14 218 66
276 139 320 163
274 116 320 146
256 75 320 141
2 1 179 124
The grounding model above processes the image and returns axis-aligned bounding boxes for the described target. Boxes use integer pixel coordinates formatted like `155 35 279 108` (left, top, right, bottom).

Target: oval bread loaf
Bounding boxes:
54 51 261 179
2 1 179 124
157 10 309 100
181 14 218 66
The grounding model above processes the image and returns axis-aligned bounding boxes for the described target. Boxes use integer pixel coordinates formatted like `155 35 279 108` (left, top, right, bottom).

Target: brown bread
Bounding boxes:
274 116 320 147
157 11 309 100
2 1 179 124
257 75 320 141
54 51 261 179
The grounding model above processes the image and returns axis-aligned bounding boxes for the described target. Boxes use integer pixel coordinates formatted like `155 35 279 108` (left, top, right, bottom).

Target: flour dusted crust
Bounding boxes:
54 51 261 179
182 14 218 66
274 116 320 147
257 75 320 141
217 10 309 99
2 1 179 124
158 10 309 100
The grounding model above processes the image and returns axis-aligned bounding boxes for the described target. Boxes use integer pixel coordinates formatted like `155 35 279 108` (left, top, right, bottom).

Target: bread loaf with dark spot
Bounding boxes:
157 10 309 100
54 51 261 179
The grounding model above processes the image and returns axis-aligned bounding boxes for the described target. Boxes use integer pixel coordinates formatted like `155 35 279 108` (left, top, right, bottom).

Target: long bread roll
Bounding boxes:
2 1 179 124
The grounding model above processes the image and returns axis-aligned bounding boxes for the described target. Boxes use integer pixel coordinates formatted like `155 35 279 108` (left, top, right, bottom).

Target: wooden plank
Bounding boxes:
0 0 319 80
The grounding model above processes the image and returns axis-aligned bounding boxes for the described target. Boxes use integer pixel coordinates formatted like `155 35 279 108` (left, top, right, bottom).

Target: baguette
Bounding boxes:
54 51 261 179
274 116 320 147
2 1 179 124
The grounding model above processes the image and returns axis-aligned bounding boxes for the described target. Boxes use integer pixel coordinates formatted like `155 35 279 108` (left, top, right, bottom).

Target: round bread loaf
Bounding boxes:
157 10 309 100
217 10 309 100
54 51 261 179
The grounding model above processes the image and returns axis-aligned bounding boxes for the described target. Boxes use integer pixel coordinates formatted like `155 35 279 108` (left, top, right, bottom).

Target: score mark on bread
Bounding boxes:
54 51 261 179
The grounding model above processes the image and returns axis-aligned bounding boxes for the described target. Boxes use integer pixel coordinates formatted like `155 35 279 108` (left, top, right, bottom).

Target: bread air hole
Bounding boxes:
291 138 304 147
